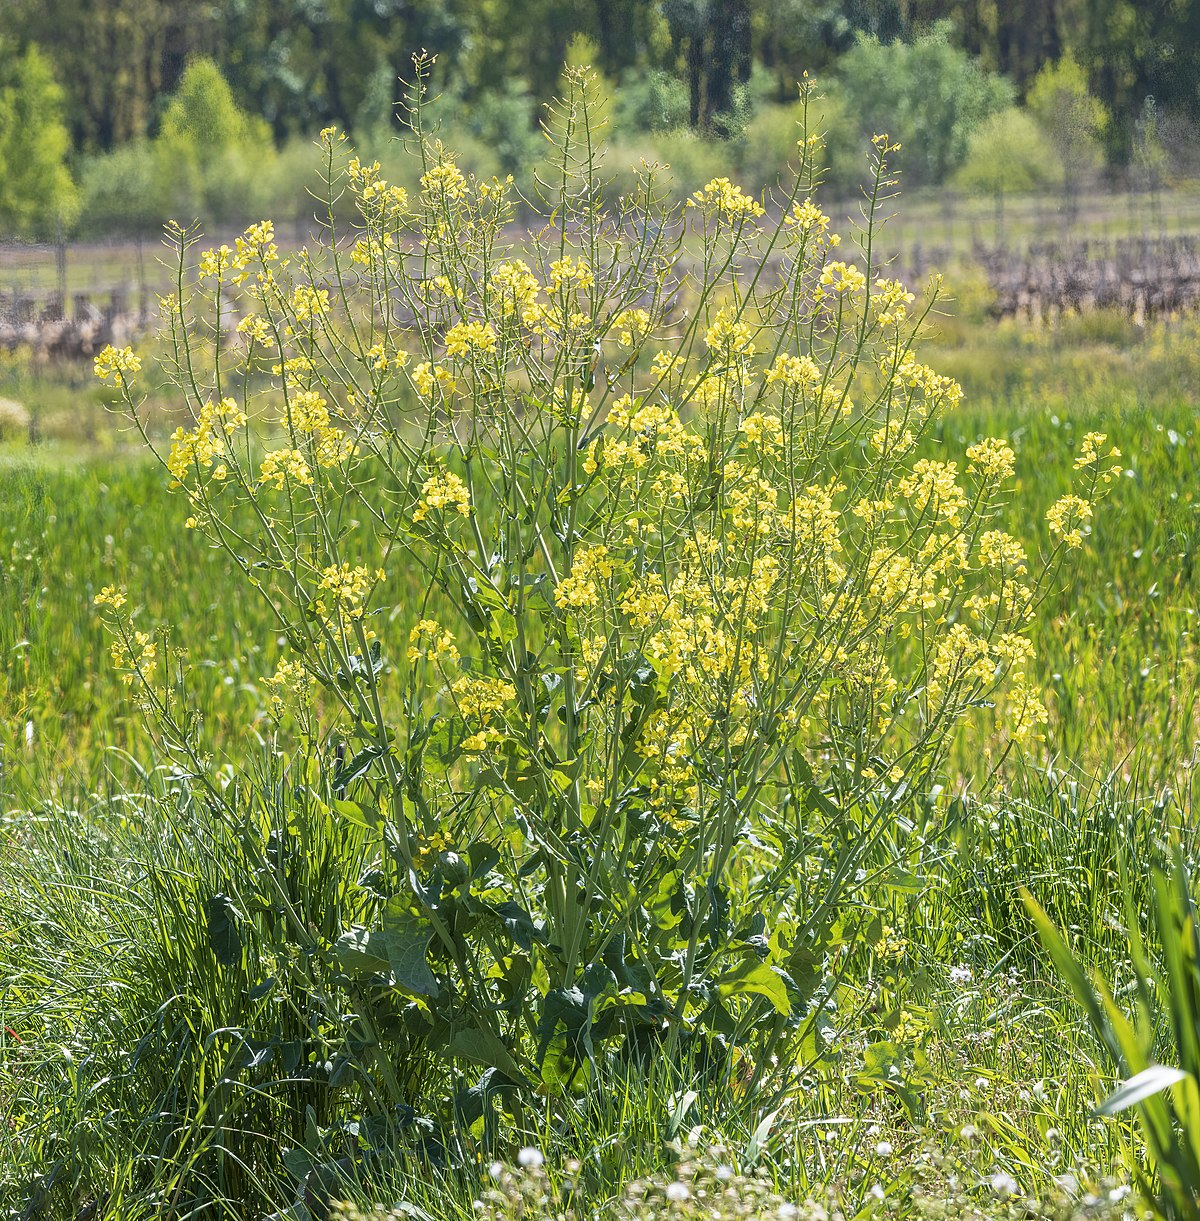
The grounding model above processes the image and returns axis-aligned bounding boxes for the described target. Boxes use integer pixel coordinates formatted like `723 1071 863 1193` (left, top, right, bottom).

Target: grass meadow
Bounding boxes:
3 122 1200 1218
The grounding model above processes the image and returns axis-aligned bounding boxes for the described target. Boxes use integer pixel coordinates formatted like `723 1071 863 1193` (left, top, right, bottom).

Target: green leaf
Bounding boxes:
333 927 391 977
492 900 539 951
717 959 792 1016
1097 1065 1190 1116
333 744 382 790
206 893 243 966
448 1025 529 1085
336 638 384 686
383 910 438 997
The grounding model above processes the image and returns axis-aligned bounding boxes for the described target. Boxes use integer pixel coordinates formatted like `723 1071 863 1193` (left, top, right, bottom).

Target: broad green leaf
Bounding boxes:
333 927 390 977
206 893 243 966
333 744 382 790
382 910 438 997
717 959 792 1016
448 1025 528 1085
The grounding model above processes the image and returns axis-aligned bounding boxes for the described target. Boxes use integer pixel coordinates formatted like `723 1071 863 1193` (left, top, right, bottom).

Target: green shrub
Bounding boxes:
613 71 690 133
835 23 1013 188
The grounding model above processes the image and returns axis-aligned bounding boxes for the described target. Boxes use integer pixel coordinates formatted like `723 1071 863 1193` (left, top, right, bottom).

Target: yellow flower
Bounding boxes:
554 545 614 611
819 261 867 295
966 437 1016 484
421 160 467 201
896 460 968 526
444 320 498 358
489 259 542 324
407 620 459 664
549 255 594 293
291 285 329 323
235 220 278 267
873 277 915 326
784 198 830 234
1046 494 1093 549
764 353 820 388
259 448 312 489
414 470 472 522
412 362 456 398
978 530 1028 577
1074 431 1123 483
198 245 233 279
236 314 273 345
704 307 756 360
93 345 141 383
451 674 516 720
166 398 247 485
688 177 765 221
94 585 127 609
264 658 311 714
740 412 784 453
611 308 650 347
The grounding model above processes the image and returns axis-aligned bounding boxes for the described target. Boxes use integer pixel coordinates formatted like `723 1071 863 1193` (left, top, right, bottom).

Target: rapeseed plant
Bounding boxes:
88 60 1121 1178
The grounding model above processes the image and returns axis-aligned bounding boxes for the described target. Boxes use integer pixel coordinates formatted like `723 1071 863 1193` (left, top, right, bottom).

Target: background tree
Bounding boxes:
835 22 1013 187
955 108 1058 240
0 41 79 239
153 58 275 226
1026 52 1108 222
662 0 753 132
6 0 206 151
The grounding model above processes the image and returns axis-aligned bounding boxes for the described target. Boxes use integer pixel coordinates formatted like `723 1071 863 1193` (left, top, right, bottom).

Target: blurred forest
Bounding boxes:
1 0 1199 238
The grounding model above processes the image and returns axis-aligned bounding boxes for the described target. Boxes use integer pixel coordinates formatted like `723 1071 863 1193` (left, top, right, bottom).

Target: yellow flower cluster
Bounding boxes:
896 460 968 527
407 620 459 665
318 562 375 607
1045 494 1093 549
1074 431 1123 483
784 198 832 236
444 320 498 358
412 362 456 398
282 391 355 467
421 160 468 202
259 448 312 489
764 353 821 389
894 354 964 412
451 674 516 720
549 255 594 293
110 630 157 686
612 308 650 347
820 261 867 296
688 177 765 221
586 396 702 473
94 585 127 609
348 156 409 215
236 220 278 266
200 222 280 287
873 277 915 327
489 259 543 327
414 470 472 523
704 307 756 360
236 314 274 345
870 422 916 456
740 412 784 454
167 398 248 486
291 285 329 323
978 529 1028 577
965 437 1016 484
264 658 311 715
364 342 408 373
198 245 234 279
93 344 141 383
554 545 615 610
